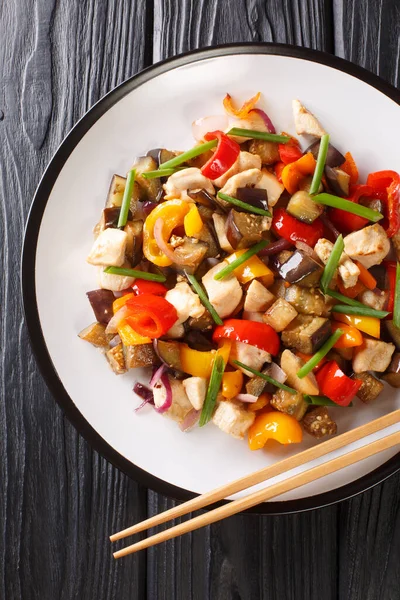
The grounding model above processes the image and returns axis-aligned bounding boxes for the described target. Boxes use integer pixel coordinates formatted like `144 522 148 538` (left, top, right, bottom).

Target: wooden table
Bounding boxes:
1 1 399 598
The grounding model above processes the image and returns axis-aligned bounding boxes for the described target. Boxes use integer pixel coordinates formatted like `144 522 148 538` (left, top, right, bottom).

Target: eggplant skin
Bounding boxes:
225 209 270 250
123 343 159 369
281 315 331 354
278 250 323 287
86 289 115 324
381 352 400 388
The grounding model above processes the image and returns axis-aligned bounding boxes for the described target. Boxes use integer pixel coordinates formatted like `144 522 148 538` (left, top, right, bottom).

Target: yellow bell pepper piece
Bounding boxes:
113 293 135 314
184 204 203 236
333 313 380 339
117 322 151 345
222 370 243 399
143 199 190 266
225 249 274 285
248 392 271 412
180 345 215 378
216 339 232 364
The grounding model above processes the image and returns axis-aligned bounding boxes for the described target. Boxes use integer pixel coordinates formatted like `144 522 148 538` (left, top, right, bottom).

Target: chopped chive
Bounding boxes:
309 134 329 195
103 266 166 282
232 360 297 394
227 128 291 144
320 234 344 294
214 240 269 280
199 355 225 427
185 272 223 326
332 305 389 319
142 167 184 179
394 264 400 328
297 329 343 379
312 193 383 222
304 395 353 407
158 140 218 170
117 169 136 228
325 289 366 307
217 192 271 216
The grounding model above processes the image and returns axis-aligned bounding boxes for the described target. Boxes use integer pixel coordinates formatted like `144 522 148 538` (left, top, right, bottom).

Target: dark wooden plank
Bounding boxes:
0 1 150 598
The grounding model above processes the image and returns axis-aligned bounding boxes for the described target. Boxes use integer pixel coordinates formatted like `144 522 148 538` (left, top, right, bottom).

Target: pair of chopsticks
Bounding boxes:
111 409 400 558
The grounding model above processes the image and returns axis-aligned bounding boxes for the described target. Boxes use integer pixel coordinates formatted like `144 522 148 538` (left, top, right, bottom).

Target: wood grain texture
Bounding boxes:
1 0 400 598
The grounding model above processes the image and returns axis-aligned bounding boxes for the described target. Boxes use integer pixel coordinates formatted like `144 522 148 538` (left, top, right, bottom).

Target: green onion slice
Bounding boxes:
199 355 225 427
117 169 136 228
309 134 329 195
185 272 223 326
227 128 291 144
297 329 343 379
217 192 271 216
332 305 389 319
304 395 353 407
158 140 218 170
325 289 366 307
394 263 400 328
214 240 268 280
142 167 184 179
232 361 297 394
320 234 344 294
312 193 383 222
103 267 166 282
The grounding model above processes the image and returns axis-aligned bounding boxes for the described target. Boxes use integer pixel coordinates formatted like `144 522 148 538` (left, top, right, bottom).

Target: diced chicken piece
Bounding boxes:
212 213 234 253
230 340 271 377
344 224 390 269
202 262 243 318
219 168 283 208
163 167 215 201
280 349 319 395
292 99 326 137
182 377 207 410
242 311 264 322
358 289 389 311
392 231 400 262
213 151 261 188
263 298 298 332
244 280 275 313
257 169 285 207
106 343 127 374
303 407 337 439
87 228 127 267
212 400 255 439
165 282 205 325
314 238 360 289
352 338 395 373
153 378 193 424
98 265 135 292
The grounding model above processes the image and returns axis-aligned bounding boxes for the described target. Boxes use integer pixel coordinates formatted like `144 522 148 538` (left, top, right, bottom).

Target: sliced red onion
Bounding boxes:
153 218 188 265
295 240 320 261
259 238 293 256
250 108 276 133
149 363 167 387
179 408 201 432
109 334 121 348
105 305 131 335
133 382 155 412
143 200 158 216
153 373 173 414
192 115 229 142
236 393 258 403
268 362 287 384
320 213 340 240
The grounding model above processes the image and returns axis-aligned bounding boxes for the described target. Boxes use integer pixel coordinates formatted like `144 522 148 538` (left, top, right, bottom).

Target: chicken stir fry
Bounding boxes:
80 93 400 451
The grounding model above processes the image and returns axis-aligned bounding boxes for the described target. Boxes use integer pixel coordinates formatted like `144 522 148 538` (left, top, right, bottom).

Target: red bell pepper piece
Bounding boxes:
367 170 400 238
200 131 240 180
316 360 362 406
384 261 397 317
328 184 372 233
274 161 285 182
132 280 168 296
212 319 280 356
278 139 303 165
125 294 177 338
271 208 324 247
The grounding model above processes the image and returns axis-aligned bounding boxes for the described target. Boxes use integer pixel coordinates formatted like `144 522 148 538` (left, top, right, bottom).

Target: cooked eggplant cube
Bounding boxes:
383 321 400 349
100 207 131 231
123 343 158 369
187 310 214 331
86 289 115 324
131 156 162 202
285 285 328 317
306 140 345 168
106 174 126 208
248 139 280 165
286 191 323 224
303 407 337 439
281 315 331 354
153 339 183 371
169 238 208 275
193 222 220 258
106 343 127 374
278 250 323 287
324 166 350 197
124 220 143 266
225 209 270 250
381 353 400 388
78 322 109 347
245 368 270 396
263 298 298 332
270 389 307 420
235 187 269 212
353 372 384 403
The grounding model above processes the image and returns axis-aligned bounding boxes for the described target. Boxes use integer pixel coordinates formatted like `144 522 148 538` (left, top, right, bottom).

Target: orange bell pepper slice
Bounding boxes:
337 279 366 299
340 151 359 185
281 152 316 194
223 92 261 118
333 313 380 339
248 392 271 412
331 321 363 348
248 411 303 450
355 261 377 290
222 369 243 399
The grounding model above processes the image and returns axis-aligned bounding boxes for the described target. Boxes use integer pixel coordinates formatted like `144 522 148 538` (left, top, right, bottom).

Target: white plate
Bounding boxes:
22 45 400 513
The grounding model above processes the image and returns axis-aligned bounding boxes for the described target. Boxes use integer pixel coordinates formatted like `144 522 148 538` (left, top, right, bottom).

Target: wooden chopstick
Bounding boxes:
113 429 400 558
110 408 400 542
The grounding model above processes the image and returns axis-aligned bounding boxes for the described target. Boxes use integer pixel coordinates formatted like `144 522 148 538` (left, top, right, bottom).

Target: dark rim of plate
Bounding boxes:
21 43 400 515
